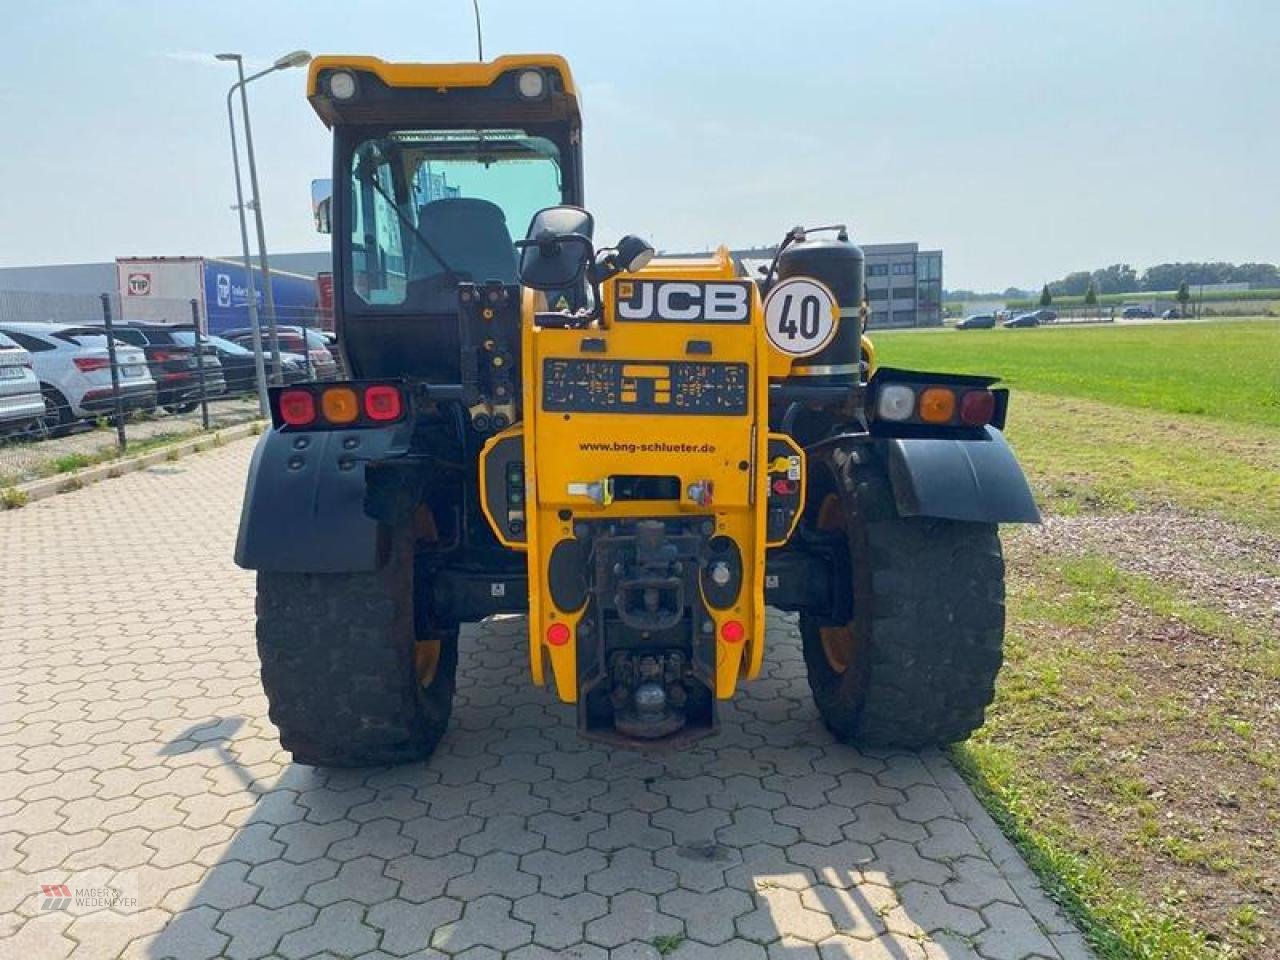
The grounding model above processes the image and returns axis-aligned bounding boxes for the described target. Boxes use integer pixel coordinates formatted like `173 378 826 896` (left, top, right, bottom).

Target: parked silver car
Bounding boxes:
0 331 45 433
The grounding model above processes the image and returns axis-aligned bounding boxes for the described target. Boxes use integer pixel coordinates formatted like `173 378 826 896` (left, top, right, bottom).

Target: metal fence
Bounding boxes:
0 290 336 492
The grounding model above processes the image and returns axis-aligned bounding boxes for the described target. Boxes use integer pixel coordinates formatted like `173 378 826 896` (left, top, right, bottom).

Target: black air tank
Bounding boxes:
776 236 865 381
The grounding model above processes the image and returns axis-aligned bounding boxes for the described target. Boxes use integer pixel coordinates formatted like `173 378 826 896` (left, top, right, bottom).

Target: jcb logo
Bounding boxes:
616 280 751 323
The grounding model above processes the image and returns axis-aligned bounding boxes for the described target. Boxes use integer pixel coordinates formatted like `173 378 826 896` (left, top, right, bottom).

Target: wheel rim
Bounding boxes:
415 638 441 687
816 492 856 675
37 394 63 433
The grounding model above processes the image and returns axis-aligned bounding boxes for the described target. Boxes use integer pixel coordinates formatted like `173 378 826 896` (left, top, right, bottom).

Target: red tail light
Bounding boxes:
959 389 996 427
279 389 317 426
151 349 184 362
721 620 745 644
73 357 110 372
364 385 403 421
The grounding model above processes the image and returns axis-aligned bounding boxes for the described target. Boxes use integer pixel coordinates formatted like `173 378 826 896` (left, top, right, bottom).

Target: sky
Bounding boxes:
1 0 1277 291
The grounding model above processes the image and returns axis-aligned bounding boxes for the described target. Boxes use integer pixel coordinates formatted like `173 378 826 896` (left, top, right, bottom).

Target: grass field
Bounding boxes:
872 319 1280 427
872 319 1279 959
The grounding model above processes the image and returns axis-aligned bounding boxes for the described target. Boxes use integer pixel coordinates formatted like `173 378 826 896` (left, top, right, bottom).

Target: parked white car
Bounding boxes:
0 322 157 432
0 331 45 433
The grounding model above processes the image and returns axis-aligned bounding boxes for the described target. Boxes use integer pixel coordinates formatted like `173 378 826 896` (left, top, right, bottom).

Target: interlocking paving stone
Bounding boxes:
511 890 608 949
209 901 316 960
659 884 754 945
0 438 1091 958
368 895 463 956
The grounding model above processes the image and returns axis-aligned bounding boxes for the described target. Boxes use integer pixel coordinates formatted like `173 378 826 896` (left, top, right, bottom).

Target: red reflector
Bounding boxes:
73 357 110 372
771 478 797 496
721 620 745 644
546 622 571 647
279 389 316 426
959 390 996 427
364 384 403 421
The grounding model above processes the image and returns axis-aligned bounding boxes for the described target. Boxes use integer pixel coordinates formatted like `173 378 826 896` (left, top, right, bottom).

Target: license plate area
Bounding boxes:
541 359 748 415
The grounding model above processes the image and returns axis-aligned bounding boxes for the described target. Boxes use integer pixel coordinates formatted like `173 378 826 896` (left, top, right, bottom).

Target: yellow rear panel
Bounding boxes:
521 277 770 702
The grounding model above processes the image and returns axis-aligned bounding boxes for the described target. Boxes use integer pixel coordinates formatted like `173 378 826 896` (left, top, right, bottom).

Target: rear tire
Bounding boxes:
38 386 72 437
800 454 1005 747
255 531 457 767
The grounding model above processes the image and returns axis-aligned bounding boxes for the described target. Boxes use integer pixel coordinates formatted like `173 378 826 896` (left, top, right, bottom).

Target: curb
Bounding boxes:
925 750 1097 958
10 420 264 506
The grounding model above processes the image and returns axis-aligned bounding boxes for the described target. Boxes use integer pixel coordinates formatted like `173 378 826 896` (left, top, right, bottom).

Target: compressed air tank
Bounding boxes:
776 235 865 381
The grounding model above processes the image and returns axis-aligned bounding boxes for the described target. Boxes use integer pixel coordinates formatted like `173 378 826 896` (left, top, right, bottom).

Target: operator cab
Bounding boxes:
308 57 584 383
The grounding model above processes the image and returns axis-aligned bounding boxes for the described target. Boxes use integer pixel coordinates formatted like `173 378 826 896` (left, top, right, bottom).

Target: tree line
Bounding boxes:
946 261 1279 300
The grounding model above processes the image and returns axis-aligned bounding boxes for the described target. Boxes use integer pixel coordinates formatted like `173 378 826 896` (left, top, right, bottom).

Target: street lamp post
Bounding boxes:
216 53 269 416
217 49 311 385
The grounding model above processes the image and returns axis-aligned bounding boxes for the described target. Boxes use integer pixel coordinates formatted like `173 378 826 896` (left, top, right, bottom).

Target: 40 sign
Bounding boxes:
762 277 839 358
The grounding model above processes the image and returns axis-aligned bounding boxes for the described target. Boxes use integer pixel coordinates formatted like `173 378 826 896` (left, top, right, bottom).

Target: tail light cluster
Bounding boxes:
73 356 111 373
273 382 406 429
873 381 998 429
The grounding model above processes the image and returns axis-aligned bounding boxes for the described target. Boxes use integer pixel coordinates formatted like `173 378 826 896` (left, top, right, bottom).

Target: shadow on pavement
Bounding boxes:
144 613 1066 959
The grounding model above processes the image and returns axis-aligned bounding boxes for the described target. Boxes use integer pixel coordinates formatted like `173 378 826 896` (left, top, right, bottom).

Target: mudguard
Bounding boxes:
234 425 412 573
882 426 1041 524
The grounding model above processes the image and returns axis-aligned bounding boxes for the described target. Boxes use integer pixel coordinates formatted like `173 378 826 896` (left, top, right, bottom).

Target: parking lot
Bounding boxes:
1 438 1092 959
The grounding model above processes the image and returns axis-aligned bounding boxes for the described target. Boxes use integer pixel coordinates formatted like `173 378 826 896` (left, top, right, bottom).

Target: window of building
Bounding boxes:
917 279 942 309
867 287 888 301
891 288 915 301
892 262 915 276
871 310 889 326
867 263 889 277
917 255 941 281
891 310 916 325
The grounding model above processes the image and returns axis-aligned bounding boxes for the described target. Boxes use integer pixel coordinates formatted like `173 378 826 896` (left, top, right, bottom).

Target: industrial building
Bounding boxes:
727 242 944 329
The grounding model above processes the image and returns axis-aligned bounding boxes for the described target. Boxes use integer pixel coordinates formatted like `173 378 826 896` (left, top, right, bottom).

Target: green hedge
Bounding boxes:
1005 287 1280 309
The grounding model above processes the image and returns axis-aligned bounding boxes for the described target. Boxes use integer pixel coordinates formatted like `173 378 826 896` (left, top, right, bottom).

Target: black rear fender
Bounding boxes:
882 427 1040 524
234 424 413 573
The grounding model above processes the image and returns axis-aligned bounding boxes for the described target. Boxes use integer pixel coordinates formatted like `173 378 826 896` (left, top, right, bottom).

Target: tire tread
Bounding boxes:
801 454 1005 748
255 535 456 767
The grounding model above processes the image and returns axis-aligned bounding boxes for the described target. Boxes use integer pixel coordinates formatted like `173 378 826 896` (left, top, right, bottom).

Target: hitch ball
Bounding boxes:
634 682 667 716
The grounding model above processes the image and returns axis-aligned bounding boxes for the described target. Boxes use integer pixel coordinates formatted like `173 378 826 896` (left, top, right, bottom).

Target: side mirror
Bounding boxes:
517 206 595 291
311 179 333 235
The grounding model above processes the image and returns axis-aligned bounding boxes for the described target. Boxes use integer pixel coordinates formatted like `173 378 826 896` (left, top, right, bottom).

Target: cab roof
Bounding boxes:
306 54 579 126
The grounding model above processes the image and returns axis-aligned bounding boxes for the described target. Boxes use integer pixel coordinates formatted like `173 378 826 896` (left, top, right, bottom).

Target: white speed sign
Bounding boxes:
762 277 839 358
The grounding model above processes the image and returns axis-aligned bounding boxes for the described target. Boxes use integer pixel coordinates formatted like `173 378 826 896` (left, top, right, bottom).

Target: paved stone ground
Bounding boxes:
0 438 1093 960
